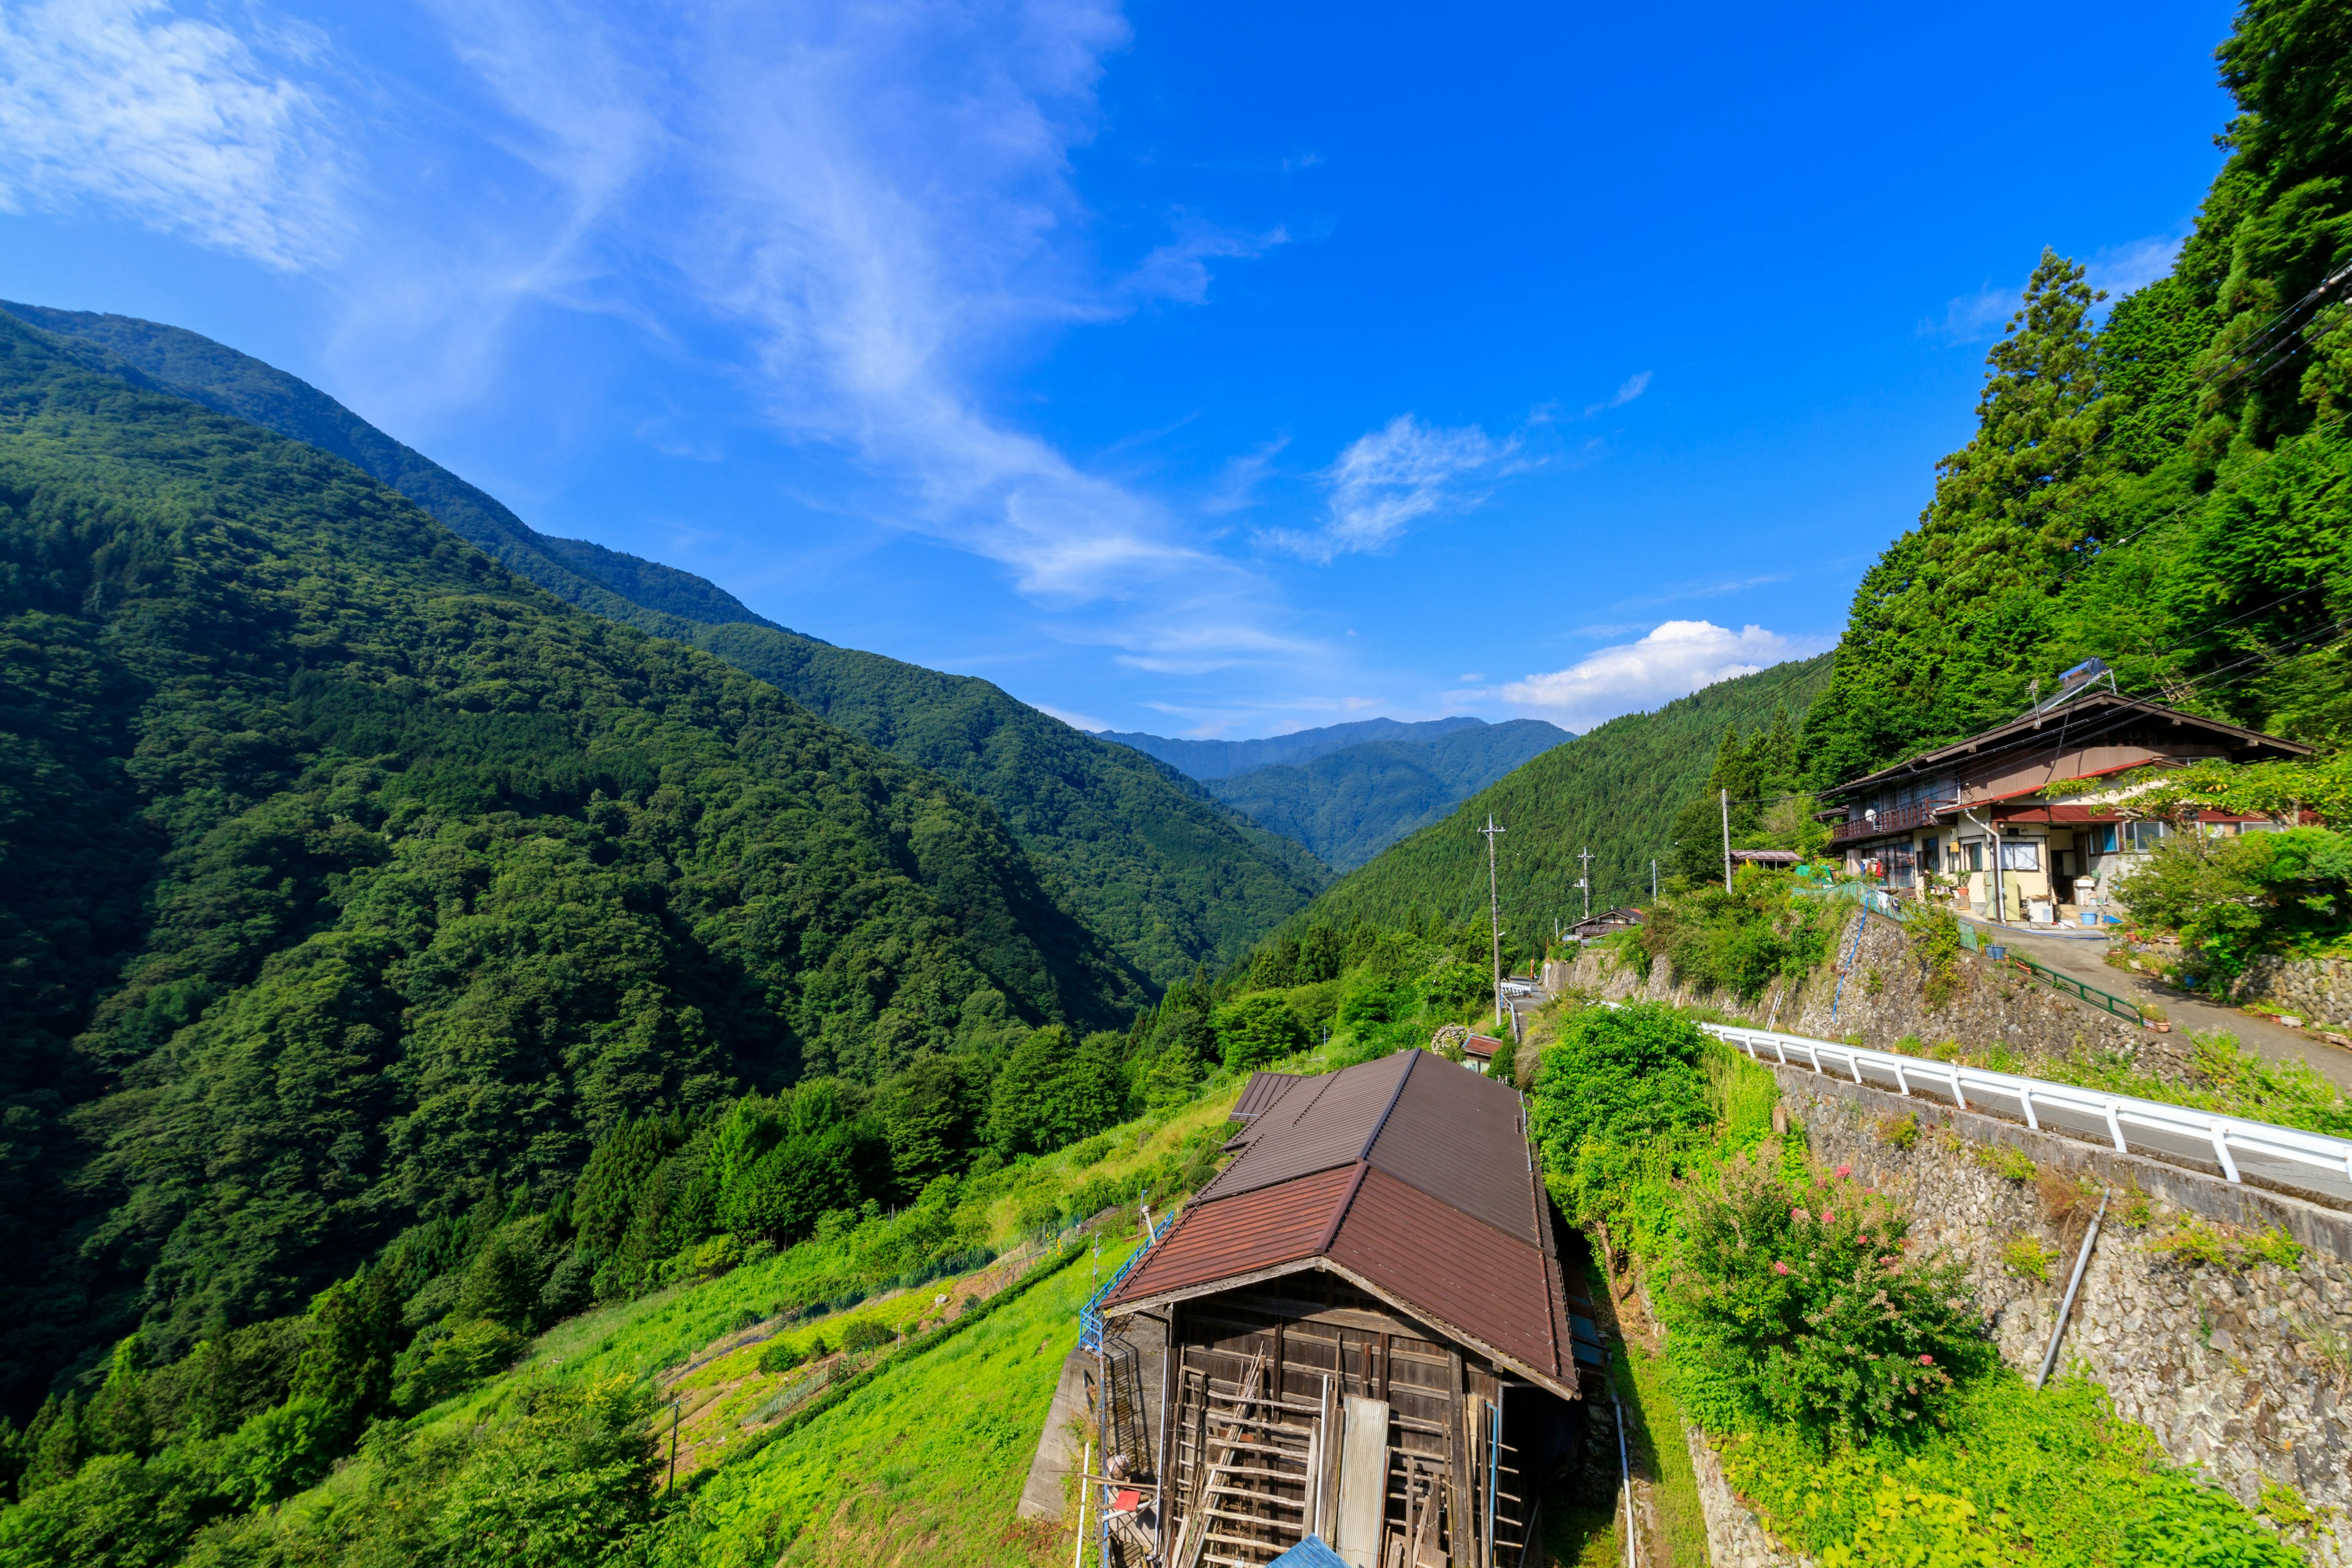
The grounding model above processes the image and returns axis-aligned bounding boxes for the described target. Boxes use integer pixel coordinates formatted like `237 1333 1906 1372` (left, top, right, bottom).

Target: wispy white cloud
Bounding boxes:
0 0 347 268
1926 230 2188 344
1582 369 1651 417
1272 413 1513 562
1496 619 1826 731
2084 232 2186 300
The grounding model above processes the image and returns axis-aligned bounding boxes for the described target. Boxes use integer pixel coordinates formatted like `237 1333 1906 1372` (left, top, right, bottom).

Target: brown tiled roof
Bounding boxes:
1104 1048 1575 1398
1463 1033 1501 1058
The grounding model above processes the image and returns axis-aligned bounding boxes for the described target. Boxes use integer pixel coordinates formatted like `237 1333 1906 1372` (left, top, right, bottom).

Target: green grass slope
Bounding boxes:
1301 655 1835 933
1204 718 1572 869
0 309 1142 1396
0 302 1331 989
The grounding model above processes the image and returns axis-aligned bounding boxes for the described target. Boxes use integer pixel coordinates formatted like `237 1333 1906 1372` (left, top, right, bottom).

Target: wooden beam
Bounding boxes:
1445 1349 1471 1567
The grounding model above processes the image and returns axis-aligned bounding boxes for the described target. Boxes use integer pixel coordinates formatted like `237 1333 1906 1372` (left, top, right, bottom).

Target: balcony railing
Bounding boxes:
1826 798 1956 846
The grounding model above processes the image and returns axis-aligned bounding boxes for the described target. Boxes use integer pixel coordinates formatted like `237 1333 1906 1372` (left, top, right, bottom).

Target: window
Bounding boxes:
2126 821 2165 851
1964 840 1984 872
1999 842 2041 872
2089 825 2117 855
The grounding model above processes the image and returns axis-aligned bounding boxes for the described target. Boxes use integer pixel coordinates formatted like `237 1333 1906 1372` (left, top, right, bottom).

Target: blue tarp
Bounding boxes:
1266 1536 1348 1568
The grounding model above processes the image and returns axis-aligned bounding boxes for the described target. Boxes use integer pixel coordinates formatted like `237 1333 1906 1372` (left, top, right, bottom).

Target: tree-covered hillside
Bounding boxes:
0 301 1331 989
1798 0 2352 786
1295 655 1834 937
0 309 1145 1403
1202 717 1574 869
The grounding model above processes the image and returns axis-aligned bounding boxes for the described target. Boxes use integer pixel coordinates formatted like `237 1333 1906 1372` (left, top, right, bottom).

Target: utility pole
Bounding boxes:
1721 788 1733 893
1577 846 1594 921
1650 858 1659 902
1482 814 1506 1029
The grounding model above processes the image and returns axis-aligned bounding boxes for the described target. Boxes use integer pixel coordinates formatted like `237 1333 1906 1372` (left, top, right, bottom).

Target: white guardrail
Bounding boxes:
1702 1023 2352 1207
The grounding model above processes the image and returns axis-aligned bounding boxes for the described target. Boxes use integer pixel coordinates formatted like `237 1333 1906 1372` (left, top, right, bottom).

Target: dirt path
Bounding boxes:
1990 923 2352 1091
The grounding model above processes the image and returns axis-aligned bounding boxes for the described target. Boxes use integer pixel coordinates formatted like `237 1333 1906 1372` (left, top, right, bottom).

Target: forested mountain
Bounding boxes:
1294 656 1834 937
1798 1 2352 785
1199 718 1574 869
1098 714 1491 779
0 301 1330 988
0 309 1144 1400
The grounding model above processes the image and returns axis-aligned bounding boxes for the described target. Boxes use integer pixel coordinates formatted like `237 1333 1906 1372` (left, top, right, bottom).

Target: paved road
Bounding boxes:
1989 922 2352 1093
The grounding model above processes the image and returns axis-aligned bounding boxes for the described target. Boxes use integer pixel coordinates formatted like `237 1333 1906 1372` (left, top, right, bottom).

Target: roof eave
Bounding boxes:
1102 1255 1580 1403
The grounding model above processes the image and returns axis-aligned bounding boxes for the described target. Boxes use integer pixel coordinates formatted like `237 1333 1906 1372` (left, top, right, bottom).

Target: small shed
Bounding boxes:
1566 907 1643 942
1101 1047 1578 1567
1462 1034 1502 1072
1729 848 1800 868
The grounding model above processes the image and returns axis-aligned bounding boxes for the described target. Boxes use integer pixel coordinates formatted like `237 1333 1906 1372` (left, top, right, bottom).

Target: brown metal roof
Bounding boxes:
1196 1050 1415 1203
1330 1166 1564 1379
1107 1162 1358 1302
1232 1071 1307 1121
1819 690 2312 802
1365 1052 1536 1245
1104 1047 1575 1398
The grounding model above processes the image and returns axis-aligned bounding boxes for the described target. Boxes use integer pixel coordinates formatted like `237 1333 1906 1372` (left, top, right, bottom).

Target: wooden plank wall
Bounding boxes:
1161 1278 1531 1568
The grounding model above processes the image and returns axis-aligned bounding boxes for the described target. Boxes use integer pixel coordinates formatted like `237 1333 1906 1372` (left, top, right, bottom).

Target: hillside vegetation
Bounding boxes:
1201 718 1573 869
1295 655 1833 936
1100 714 1494 779
0 301 1329 990
0 308 1172 1423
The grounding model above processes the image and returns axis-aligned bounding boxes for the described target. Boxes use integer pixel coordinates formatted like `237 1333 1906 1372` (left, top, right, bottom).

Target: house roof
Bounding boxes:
1232 1071 1307 1121
1818 691 2311 803
1730 849 1800 864
1463 1033 1502 1059
1102 1047 1575 1399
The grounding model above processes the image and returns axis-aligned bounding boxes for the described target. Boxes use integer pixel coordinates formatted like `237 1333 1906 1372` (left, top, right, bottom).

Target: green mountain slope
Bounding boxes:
1300 656 1835 935
0 301 1331 987
1098 714 1488 779
0 309 1142 1392
1203 718 1574 869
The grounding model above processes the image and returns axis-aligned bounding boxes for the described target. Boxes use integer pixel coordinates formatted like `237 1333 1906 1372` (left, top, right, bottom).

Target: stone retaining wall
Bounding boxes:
2239 955 2352 1033
1778 1065 2351 1564
1544 910 2206 1089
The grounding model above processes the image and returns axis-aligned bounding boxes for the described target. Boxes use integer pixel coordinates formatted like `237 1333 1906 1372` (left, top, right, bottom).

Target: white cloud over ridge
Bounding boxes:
1499 620 1823 731
0 0 345 268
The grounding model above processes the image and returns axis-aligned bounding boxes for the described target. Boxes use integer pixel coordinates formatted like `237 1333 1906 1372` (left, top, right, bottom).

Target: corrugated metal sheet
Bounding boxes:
1365 1057 1536 1245
1232 1071 1306 1121
1194 1051 1415 1203
1329 1166 1561 1380
1104 1163 1357 1305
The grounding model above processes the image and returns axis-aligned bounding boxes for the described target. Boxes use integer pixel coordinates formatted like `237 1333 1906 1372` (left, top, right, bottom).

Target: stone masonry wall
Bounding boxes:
1542 910 2206 1088
1781 1066 2352 1563
2238 955 2352 1034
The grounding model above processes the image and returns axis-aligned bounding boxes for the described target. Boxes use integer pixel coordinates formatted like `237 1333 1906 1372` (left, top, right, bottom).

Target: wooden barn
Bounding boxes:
1098 1047 1585 1568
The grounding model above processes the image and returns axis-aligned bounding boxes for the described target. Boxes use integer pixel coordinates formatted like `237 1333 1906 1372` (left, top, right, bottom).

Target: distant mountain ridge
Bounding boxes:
1097 715 1491 780
2 301 1328 990
1101 715 1573 870
1294 655 1836 934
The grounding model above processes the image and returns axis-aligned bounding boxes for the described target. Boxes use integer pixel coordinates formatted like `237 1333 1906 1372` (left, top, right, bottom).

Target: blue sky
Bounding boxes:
0 0 2236 738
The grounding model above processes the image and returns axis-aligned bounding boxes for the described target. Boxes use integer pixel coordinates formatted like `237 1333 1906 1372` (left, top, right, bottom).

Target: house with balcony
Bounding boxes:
1817 666 2310 924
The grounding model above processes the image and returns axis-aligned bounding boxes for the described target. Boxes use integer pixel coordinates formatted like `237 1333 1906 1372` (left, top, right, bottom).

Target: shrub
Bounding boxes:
1214 993 1311 1072
692 1233 745 1278
756 1338 806 1375
2001 1237 2055 1283
1877 1112 1920 1150
2147 1217 2305 1272
391 1318 527 1415
1068 1136 1112 1167
1530 1003 1713 1225
1670 1153 1988 1438
1972 1144 2036 1182
836 1319 893 1355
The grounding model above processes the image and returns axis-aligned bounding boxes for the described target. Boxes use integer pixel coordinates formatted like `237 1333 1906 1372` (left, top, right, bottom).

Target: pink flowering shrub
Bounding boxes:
1670 1150 1988 1438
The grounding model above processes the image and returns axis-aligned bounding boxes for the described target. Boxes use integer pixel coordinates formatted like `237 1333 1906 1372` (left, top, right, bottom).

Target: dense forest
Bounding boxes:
0 309 1174 1435
0 301 1330 992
